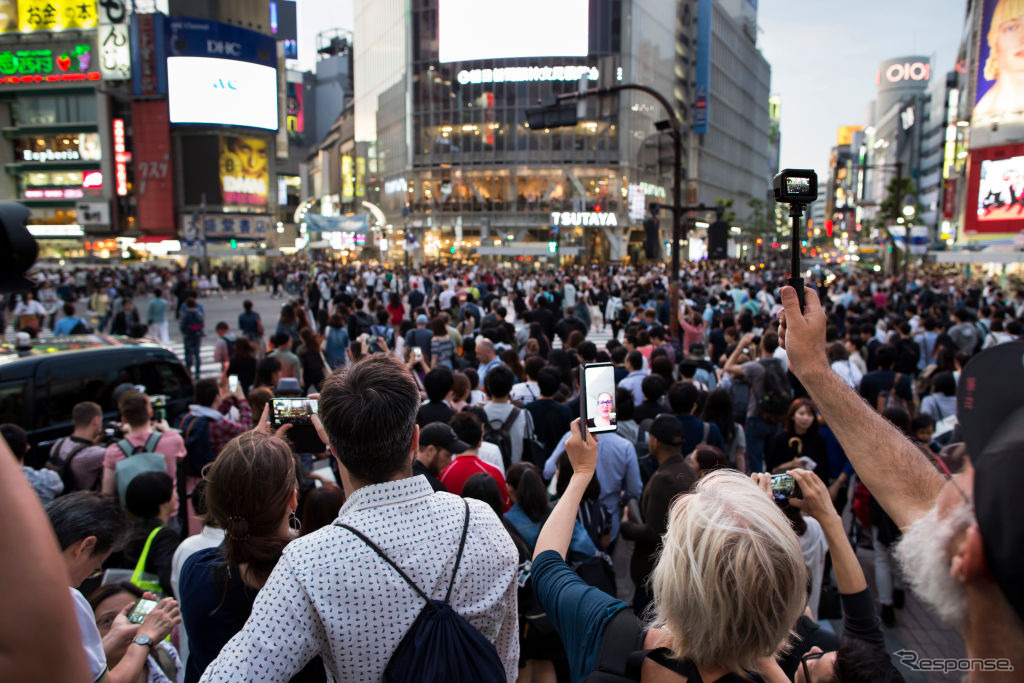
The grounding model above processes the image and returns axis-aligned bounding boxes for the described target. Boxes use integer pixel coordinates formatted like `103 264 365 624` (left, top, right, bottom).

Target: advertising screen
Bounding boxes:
167 56 278 130
974 0 1024 124
220 136 269 207
438 0 588 63
965 143 1024 237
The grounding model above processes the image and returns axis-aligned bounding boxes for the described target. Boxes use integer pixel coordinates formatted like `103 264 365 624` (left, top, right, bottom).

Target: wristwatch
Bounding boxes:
132 634 153 650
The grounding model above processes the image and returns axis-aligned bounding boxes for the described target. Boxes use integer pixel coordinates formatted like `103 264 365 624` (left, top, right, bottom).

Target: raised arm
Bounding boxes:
534 420 597 560
723 332 755 377
777 287 943 529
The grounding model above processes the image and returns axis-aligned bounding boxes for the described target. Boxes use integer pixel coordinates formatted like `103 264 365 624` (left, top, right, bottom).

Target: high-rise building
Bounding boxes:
695 0 773 218
340 0 691 263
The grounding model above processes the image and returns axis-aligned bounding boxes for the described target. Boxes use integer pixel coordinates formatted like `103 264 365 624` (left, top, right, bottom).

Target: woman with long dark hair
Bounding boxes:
296 327 328 393
700 388 746 472
504 463 596 562
226 336 258 394
765 398 826 474
178 430 324 683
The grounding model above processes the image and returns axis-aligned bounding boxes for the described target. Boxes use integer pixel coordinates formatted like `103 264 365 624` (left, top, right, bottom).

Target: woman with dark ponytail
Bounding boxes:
504 462 597 564
177 431 325 683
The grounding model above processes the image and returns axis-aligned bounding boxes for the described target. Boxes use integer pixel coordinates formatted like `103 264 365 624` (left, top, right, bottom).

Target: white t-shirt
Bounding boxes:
800 516 829 621
71 586 107 681
477 442 505 472
509 381 540 404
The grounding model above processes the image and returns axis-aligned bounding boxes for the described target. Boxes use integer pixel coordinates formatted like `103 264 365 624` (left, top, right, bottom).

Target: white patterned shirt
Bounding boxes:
200 475 520 682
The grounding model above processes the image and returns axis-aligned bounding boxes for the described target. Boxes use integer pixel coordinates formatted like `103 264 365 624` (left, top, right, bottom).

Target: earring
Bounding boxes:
289 511 301 533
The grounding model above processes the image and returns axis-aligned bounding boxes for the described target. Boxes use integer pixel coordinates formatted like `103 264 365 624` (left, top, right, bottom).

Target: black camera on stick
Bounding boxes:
772 169 818 312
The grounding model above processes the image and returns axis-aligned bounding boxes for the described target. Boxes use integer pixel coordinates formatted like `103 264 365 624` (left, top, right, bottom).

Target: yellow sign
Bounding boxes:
341 156 354 202
18 0 98 32
836 125 861 147
219 136 268 207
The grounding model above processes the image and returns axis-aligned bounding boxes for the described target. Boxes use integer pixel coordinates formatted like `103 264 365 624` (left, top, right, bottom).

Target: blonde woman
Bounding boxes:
531 419 801 682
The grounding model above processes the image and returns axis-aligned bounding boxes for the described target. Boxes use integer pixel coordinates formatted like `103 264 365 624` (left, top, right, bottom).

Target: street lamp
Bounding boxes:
901 196 917 284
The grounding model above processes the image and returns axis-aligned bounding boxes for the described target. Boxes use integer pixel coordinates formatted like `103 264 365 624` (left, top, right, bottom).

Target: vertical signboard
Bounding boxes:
112 118 129 196
98 0 130 80
132 101 175 234
693 0 712 134
130 11 167 96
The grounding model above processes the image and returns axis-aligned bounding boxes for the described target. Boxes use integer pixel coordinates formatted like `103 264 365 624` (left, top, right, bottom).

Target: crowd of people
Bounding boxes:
3 257 1024 682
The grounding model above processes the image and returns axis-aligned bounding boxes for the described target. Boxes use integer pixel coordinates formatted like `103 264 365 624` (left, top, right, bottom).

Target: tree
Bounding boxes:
878 176 920 274
714 197 736 225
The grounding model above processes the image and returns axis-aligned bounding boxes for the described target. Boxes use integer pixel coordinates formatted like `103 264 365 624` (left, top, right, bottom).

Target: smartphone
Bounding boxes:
412 347 423 363
228 375 239 393
269 397 324 453
770 473 802 502
150 394 167 423
269 397 319 426
127 598 158 625
579 362 617 434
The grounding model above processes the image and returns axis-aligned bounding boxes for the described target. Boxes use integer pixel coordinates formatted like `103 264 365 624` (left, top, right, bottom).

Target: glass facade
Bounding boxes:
11 93 97 126
357 0 683 261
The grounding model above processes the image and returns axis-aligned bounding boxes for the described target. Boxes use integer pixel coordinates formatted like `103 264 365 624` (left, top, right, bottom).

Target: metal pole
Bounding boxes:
670 129 682 344
893 161 902 276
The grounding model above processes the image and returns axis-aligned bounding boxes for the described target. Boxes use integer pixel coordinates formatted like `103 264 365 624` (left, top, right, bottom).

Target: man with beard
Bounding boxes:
778 285 1024 678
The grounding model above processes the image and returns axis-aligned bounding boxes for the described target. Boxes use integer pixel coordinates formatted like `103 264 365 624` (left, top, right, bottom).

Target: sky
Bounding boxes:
759 0 966 180
297 0 966 182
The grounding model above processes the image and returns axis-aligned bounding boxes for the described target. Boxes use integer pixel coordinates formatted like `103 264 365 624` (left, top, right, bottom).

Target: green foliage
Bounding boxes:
714 197 736 225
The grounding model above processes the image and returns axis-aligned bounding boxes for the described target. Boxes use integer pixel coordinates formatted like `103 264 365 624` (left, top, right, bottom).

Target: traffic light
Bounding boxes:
548 241 557 254
230 238 238 249
524 102 578 129
450 246 456 254
825 219 834 237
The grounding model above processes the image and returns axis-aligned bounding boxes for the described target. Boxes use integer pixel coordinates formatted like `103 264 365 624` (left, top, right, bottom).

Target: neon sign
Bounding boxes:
113 118 131 196
884 61 930 84
550 211 619 227
0 44 98 86
457 66 598 85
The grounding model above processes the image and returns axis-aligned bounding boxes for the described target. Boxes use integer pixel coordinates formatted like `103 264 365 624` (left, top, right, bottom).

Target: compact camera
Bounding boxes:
773 169 818 204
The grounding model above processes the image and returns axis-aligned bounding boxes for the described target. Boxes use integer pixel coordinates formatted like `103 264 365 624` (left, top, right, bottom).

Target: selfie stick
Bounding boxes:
787 203 806 313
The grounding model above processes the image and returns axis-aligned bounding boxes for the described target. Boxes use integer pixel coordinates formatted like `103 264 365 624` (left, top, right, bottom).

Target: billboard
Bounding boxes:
0 43 99 86
270 0 297 59
167 56 278 130
964 143 1024 237
220 136 269 207
131 12 167 96
438 0 588 63
166 17 276 66
17 0 97 31
974 0 1024 124
133 100 175 235
837 125 862 146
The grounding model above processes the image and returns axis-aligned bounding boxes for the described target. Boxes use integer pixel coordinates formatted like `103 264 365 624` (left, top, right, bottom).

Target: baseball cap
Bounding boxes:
956 340 1024 623
648 414 684 447
419 423 470 454
417 314 428 324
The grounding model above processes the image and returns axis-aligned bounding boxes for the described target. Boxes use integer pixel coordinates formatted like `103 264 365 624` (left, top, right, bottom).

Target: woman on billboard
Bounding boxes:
975 0 1024 120
220 137 269 206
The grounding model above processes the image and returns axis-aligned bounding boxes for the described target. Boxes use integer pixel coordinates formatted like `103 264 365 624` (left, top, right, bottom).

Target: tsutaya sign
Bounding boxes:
457 66 598 85
551 211 618 227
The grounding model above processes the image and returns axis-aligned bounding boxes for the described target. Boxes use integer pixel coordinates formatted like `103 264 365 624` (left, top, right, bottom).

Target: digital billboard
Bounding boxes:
220 136 269 206
973 0 1024 124
438 0 588 63
964 143 1024 238
167 56 278 130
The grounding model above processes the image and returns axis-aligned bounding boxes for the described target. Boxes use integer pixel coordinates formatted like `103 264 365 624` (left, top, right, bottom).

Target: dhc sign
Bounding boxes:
551 212 619 227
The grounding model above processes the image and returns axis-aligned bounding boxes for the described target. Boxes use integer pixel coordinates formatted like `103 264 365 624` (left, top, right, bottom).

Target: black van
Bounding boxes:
0 335 194 468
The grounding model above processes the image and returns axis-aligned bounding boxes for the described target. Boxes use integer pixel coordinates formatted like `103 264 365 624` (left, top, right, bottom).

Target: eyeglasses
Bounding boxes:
932 454 973 510
800 650 826 682
597 399 614 406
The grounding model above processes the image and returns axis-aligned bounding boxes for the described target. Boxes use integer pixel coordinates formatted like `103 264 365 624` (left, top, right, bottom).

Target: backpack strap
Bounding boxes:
499 407 520 433
144 431 163 453
132 526 163 585
116 439 135 458
336 499 471 607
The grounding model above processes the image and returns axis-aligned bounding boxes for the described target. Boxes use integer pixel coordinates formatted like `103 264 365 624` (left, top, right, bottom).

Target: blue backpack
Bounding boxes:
177 413 216 477
336 499 505 683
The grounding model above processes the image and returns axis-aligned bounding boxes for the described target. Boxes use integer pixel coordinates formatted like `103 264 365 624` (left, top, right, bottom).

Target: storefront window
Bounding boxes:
20 169 103 200
13 133 101 162
12 94 97 126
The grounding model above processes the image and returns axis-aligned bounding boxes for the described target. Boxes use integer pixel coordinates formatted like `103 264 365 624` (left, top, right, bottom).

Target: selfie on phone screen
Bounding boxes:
582 363 617 433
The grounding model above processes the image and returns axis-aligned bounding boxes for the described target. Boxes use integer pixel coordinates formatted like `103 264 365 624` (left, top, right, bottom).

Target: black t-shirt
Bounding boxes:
859 369 913 407
525 398 574 458
417 400 455 428
412 459 446 492
765 430 827 473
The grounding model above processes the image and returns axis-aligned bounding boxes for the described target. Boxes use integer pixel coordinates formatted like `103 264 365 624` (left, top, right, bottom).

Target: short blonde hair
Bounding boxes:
985 0 1024 81
650 469 807 675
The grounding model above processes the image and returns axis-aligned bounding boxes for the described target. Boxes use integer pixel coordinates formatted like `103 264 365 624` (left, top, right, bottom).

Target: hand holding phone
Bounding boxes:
128 598 158 625
270 398 325 454
228 375 239 393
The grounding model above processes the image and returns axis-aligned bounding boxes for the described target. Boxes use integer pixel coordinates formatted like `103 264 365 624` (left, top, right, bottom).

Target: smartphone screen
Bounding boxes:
128 598 158 625
228 375 239 392
770 474 796 501
270 398 319 426
580 362 617 434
